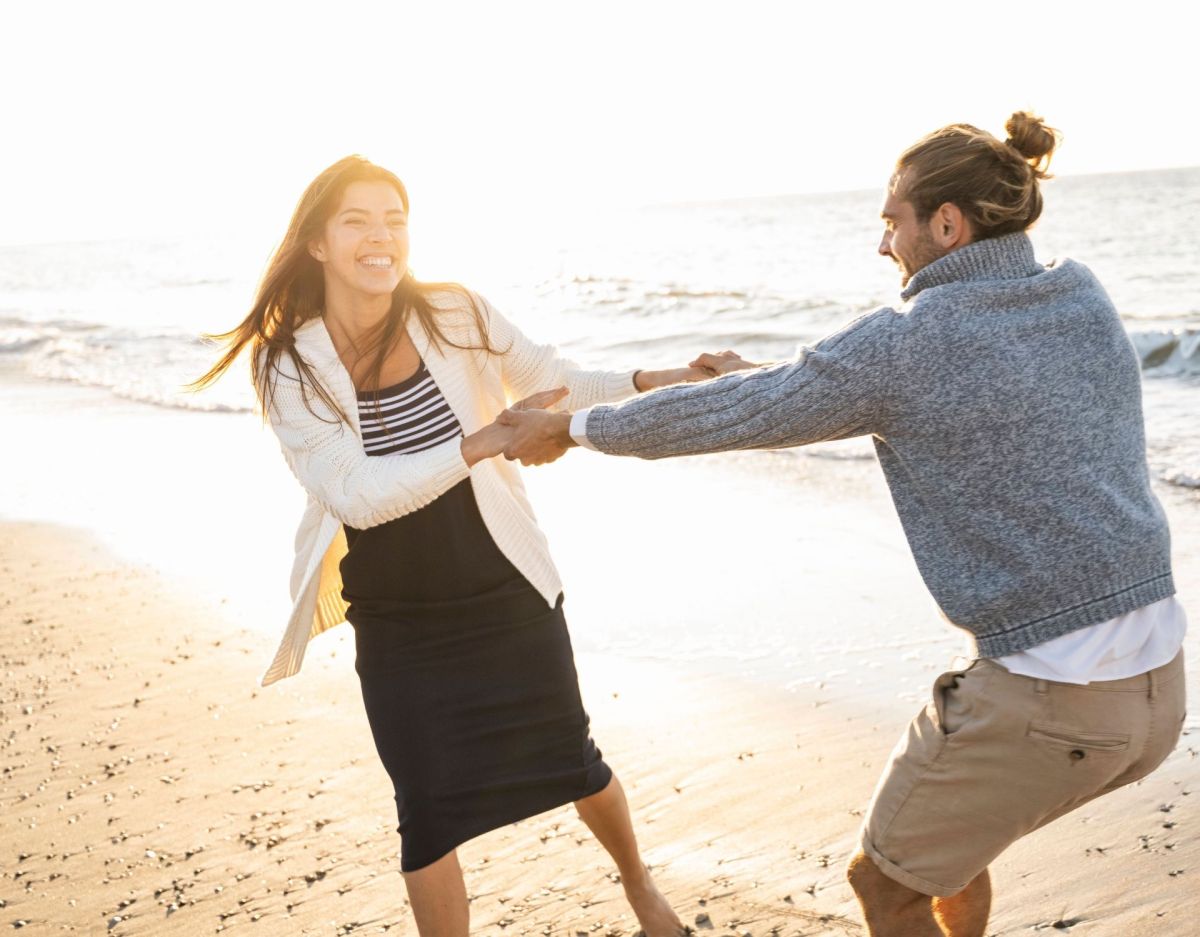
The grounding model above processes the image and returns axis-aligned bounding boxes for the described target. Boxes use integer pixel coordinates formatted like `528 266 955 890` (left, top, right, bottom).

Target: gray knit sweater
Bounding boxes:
585 232 1175 656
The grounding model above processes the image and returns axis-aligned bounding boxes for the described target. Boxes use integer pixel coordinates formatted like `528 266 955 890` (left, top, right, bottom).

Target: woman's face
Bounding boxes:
309 180 410 300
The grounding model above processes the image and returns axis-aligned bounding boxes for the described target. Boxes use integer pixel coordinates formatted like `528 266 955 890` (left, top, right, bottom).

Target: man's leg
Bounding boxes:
848 851 941 936
848 853 989 937
932 868 991 937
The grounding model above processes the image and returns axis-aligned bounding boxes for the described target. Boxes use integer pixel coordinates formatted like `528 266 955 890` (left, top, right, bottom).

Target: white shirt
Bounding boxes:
570 409 1188 684
996 595 1186 684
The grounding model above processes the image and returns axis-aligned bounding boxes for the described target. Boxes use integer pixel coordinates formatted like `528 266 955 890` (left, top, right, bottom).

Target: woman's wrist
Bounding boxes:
635 367 705 391
460 432 480 467
460 428 497 468
634 369 671 391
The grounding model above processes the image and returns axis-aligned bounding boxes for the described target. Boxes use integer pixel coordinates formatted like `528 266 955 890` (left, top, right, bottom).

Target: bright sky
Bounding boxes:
2 0 1194 248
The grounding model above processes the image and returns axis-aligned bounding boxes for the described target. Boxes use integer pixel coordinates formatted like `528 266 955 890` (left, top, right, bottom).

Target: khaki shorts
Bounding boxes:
860 650 1186 897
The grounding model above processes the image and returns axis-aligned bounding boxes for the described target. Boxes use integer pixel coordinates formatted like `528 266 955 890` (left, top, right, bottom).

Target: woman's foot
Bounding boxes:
623 867 686 937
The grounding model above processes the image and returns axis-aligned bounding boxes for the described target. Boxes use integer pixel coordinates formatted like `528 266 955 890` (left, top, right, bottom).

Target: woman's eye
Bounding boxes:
389 219 407 227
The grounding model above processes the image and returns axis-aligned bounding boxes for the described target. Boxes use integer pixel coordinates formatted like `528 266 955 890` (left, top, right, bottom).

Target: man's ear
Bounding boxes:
931 202 973 250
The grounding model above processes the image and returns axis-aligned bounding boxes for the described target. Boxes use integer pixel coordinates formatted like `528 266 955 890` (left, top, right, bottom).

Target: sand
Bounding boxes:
2 517 1197 936
2 353 1198 936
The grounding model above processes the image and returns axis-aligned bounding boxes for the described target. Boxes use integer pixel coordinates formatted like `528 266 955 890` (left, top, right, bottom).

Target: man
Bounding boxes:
497 112 1188 936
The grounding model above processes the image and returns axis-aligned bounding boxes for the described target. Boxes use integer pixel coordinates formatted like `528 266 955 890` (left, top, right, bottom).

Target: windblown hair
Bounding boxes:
893 111 1061 239
189 155 497 424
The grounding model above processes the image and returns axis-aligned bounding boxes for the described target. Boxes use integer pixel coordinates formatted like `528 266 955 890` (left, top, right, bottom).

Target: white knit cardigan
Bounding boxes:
259 291 637 687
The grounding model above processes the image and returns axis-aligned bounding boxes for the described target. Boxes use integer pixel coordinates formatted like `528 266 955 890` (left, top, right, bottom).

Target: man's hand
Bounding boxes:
497 408 576 466
688 350 760 376
462 388 570 467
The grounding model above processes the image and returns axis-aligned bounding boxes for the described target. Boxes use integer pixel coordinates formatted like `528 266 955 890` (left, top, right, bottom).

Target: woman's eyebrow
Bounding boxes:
338 207 406 218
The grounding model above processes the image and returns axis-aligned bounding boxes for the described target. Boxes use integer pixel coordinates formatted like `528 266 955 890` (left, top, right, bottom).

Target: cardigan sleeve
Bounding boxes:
261 352 471 530
475 292 640 410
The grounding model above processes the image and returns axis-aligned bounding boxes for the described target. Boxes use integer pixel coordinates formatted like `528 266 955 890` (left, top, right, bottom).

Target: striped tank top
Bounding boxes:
357 361 462 456
340 357 531 614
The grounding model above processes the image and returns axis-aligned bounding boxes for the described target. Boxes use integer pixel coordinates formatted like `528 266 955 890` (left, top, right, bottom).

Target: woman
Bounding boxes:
193 155 705 936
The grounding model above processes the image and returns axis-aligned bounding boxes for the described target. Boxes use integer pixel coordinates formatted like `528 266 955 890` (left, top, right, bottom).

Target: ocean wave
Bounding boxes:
599 330 801 357
561 276 753 303
0 326 53 353
0 316 102 353
1130 328 1200 376
1162 470 1200 490
3 317 254 414
544 275 835 327
2 313 1197 472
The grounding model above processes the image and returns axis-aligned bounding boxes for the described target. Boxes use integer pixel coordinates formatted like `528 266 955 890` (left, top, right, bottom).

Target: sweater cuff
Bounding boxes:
599 369 640 403
581 404 620 454
368 436 472 518
435 438 473 483
569 409 598 451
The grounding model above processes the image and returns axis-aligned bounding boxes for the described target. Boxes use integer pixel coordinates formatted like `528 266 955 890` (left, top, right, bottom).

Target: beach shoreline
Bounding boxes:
2 519 1197 936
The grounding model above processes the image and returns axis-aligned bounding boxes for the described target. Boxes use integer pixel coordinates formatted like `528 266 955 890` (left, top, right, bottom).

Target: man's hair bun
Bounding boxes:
1004 111 1059 177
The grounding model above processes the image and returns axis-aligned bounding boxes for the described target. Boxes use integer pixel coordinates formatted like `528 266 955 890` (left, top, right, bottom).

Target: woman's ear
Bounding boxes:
307 239 327 263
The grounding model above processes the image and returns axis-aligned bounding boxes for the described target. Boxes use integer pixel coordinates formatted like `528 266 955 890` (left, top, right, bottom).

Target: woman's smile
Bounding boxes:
310 180 411 304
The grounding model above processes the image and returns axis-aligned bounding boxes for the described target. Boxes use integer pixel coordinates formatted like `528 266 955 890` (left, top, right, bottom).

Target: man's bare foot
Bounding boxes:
624 867 686 937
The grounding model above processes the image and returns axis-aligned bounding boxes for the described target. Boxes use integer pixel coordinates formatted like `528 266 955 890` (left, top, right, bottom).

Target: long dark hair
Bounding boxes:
190 155 499 423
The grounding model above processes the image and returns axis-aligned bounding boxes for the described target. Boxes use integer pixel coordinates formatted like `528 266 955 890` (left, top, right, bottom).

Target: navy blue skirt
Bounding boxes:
351 584 612 871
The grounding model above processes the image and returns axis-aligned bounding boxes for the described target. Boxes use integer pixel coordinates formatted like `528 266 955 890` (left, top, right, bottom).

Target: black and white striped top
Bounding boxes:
357 361 463 456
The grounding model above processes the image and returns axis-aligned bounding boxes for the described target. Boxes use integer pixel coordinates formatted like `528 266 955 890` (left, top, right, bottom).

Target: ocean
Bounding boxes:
3 166 1197 492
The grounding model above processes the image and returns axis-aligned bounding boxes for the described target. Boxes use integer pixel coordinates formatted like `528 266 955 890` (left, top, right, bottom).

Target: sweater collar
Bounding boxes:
899 232 1043 301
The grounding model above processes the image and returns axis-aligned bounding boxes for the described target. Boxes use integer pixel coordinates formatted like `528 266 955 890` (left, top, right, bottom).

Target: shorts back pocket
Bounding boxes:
1026 723 1131 753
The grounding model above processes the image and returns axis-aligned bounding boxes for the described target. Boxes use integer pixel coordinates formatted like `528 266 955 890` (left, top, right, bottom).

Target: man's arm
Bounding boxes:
501 308 898 464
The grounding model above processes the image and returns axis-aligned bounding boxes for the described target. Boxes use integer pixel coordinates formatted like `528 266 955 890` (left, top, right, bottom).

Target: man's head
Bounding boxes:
879 112 1060 286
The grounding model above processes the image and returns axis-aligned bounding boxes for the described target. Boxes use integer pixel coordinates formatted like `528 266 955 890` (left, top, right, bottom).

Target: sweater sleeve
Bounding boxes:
262 354 470 529
585 307 898 459
476 293 639 409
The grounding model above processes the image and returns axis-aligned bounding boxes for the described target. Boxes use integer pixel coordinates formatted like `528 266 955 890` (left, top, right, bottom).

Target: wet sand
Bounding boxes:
2 518 1197 936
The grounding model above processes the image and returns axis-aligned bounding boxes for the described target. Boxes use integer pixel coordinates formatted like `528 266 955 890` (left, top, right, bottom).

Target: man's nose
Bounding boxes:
878 231 892 257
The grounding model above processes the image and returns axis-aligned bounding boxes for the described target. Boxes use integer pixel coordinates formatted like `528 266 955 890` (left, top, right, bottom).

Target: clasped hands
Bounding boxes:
459 351 757 468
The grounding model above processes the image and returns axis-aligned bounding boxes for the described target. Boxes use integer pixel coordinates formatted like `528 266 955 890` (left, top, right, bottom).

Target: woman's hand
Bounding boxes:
461 387 570 467
688 350 760 376
510 387 570 412
461 422 514 467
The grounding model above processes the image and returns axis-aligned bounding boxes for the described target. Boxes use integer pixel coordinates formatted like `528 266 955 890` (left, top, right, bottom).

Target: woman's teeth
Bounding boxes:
360 257 393 268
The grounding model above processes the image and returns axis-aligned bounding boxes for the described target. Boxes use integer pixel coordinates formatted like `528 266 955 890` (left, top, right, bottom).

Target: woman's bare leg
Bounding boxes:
401 849 469 937
575 774 685 937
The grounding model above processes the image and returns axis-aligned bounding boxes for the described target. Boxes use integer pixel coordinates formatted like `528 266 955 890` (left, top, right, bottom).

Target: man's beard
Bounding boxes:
899 230 945 286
